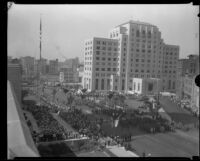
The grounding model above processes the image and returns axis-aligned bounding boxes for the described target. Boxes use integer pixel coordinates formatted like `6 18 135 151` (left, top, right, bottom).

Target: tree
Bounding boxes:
22 90 29 100
52 88 57 102
68 93 74 107
63 88 69 94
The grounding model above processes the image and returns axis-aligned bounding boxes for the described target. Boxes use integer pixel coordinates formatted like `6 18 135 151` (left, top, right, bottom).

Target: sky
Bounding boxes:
8 4 199 62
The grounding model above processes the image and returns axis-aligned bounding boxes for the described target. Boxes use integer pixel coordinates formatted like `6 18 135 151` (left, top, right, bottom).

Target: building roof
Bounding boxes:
7 81 39 158
115 20 155 28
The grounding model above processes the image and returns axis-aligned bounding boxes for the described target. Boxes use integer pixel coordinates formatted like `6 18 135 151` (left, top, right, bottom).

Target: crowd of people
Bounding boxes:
168 95 199 117
25 103 83 143
59 109 103 140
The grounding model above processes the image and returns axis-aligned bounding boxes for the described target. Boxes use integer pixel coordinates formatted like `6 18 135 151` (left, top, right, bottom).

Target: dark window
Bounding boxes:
148 83 153 91
95 79 98 90
101 79 104 90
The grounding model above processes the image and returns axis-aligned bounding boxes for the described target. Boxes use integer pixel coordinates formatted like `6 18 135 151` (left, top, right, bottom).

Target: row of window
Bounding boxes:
96 62 119 66
96 68 119 72
96 41 118 46
85 47 92 50
96 51 118 56
165 52 177 56
96 46 118 51
85 41 92 45
96 57 119 61
85 57 92 61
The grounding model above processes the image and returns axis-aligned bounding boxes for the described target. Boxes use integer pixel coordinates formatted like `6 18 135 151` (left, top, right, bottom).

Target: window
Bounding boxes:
108 58 111 61
95 79 98 90
96 41 100 45
113 68 116 71
96 68 99 71
102 58 105 61
102 47 106 50
113 58 117 61
101 79 104 90
107 79 110 90
136 30 140 37
107 68 111 71
122 79 125 90
96 57 99 60
136 59 139 62
138 83 140 91
148 83 153 91
101 68 105 71
148 31 151 38
96 51 100 55
96 46 100 50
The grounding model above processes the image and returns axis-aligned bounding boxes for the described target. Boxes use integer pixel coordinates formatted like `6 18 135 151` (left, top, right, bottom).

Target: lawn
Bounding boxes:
130 131 199 157
101 122 146 137
125 99 144 109
159 96 198 125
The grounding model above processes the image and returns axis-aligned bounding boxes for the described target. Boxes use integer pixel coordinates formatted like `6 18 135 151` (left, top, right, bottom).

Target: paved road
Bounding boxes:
159 96 198 125
130 131 199 157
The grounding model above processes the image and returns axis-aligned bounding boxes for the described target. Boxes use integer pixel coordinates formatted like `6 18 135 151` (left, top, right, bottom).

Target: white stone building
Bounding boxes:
83 20 179 93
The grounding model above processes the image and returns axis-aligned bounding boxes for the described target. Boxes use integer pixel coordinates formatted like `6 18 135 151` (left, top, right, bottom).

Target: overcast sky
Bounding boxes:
8 4 199 62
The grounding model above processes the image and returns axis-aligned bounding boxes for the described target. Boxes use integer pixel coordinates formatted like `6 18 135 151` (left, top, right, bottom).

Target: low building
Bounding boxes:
45 74 60 85
60 65 74 83
49 59 59 74
132 78 161 96
183 75 199 112
7 63 22 103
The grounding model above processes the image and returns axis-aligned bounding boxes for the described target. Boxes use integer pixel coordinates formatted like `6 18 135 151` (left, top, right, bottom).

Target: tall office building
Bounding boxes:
83 20 179 93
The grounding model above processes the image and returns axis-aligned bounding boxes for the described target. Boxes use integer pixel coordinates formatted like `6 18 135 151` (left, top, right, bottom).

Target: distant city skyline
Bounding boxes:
8 4 199 61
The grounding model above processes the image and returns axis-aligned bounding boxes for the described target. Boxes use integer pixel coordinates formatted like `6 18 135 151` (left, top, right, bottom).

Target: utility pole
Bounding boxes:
37 14 42 106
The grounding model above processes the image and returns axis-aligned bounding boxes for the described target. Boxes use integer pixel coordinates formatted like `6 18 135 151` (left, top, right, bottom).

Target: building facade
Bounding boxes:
49 59 59 74
83 37 119 91
132 78 161 95
83 20 179 93
20 56 35 80
176 54 199 99
60 66 74 83
182 75 199 112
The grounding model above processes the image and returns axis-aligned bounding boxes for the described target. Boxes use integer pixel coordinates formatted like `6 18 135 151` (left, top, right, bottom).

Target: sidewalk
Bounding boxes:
51 113 76 133
106 145 139 157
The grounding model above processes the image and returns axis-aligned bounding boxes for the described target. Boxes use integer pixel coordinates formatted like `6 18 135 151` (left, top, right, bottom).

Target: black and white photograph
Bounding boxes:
7 3 199 158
